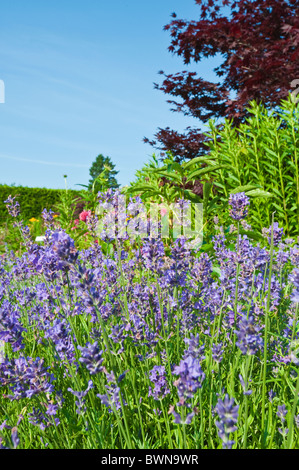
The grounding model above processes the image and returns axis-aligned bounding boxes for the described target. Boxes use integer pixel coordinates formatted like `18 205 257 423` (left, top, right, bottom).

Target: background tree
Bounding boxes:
88 154 120 192
144 0 299 162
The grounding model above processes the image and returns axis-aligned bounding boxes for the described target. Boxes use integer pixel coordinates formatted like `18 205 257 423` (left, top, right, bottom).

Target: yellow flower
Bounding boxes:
29 217 39 223
53 214 59 218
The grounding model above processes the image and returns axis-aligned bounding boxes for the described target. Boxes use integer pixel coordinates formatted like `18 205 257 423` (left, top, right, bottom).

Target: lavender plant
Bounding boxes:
0 191 299 449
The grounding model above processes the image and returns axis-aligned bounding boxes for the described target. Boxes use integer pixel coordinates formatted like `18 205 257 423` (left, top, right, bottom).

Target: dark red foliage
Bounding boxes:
145 0 299 161
144 127 209 160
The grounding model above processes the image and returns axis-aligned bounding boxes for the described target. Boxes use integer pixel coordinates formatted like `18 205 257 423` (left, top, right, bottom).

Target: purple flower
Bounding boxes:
0 356 55 400
68 380 94 415
170 408 195 425
11 427 19 449
263 222 284 246
41 208 55 229
228 192 250 221
97 371 125 413
268 389 276 403
161 237 191 287
4 195 20 218
214 394 239 449
235 315 263 356
173 355 205 405
191 253 212 286
28 407 59 431
0 420 11 431
78 341 104 375
49 230 78 266
0 426 20 449
277 404 288 423
0 300 27 351
212 344 224 363
44 319 76 365
289 268 299 303
141 238 165 272
45 403 59 416
239 374 252 396
183 334 205 361
148 365 170 400
278 427 289 437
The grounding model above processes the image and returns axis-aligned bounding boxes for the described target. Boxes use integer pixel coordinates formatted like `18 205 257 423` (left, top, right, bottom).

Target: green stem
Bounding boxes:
261 212 275 448
232 222 240 352
286 368 299 449
243 355 252 449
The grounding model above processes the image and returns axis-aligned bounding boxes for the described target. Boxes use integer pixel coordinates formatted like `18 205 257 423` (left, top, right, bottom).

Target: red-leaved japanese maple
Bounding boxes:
144 0 299 161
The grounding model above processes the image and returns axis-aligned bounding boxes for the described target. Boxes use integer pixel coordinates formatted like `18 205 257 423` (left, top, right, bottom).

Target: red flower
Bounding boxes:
71 219 80 230
79 210 92 222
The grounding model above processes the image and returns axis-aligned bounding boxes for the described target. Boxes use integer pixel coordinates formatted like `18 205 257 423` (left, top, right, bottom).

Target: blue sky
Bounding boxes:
0 0 222 190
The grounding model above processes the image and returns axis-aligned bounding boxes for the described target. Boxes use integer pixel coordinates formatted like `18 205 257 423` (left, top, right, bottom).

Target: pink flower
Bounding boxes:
71 219 80 230
79 210 92 222
160 206 168 217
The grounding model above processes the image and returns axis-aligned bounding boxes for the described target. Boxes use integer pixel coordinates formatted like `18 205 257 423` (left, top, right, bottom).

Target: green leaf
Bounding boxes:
181 189 202 203
264 148 279 158
72 228 89 241
203 181 213 200
271 187 283 198
245 189 273 198
200 243 213 253
238 228 264 242
128 184 157 193
187 164 231 182
230 184 260 194
182 155 218 171
153 170 182 183
169 162 184 174
212 266 221 277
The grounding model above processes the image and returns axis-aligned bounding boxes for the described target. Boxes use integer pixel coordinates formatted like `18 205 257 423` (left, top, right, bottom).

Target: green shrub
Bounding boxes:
0 184 87 225
201 95 299 236
132 95 298 238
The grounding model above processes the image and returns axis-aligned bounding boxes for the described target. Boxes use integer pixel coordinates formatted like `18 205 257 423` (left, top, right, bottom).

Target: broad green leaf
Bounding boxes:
203 182 213 201
187 164 231 182
238 228 264 242
245 189 272 198
265 148 279 158
182 155 218 171
230 184 260 194
212 266 221 277
152 170 182 183
128 184 157 193
181 189 202 203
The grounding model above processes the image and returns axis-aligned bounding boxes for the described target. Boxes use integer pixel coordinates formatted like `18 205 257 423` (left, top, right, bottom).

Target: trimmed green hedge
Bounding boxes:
0 184 87 224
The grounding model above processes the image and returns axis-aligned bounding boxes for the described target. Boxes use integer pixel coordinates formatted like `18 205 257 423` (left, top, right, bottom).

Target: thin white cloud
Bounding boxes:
0 153 89 168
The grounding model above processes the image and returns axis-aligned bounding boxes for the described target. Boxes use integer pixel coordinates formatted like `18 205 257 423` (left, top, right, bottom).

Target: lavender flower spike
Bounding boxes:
148 365 170 400
78 341 104 375
235 315 263 356
214 394 239 449
289 268 299 303
262 222 284 246
4 195 20 218
228 192 250 221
